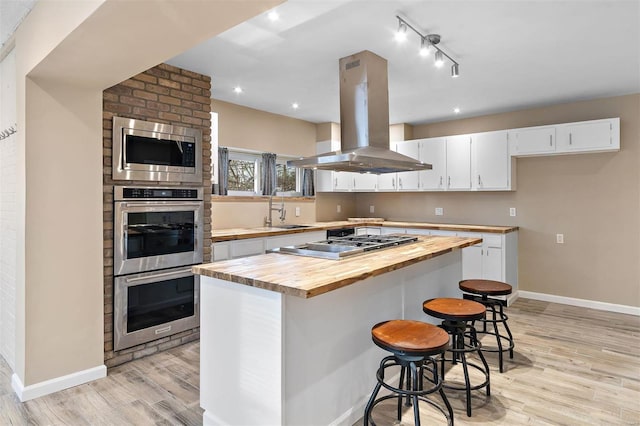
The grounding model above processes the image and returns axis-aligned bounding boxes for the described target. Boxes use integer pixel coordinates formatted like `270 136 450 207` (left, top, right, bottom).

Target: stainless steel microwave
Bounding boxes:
112 117 202 183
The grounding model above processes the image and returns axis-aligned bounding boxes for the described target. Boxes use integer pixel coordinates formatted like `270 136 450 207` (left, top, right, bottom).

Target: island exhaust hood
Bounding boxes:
288 50 431 174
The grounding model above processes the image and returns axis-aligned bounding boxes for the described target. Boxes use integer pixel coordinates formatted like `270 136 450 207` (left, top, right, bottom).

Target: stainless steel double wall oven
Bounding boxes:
112 117 204 351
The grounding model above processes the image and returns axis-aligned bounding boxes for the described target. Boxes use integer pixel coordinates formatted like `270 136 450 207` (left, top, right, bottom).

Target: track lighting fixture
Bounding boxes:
395 20 408 42
395 15 460 78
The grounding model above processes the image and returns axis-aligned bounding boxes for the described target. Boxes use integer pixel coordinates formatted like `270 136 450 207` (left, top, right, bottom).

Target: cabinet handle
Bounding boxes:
353 178 356 188
439 176 443 187
549 134 553 146
478 175 481 186
399 178 403 189
448 176 451 187
392 178 396 189
569 133 572 145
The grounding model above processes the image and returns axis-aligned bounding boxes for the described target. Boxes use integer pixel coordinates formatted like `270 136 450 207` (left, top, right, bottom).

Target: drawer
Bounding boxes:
483 234 503 248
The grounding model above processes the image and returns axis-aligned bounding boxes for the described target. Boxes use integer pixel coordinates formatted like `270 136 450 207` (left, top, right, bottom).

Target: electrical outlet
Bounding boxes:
556 234 564 244
510 207 517 217
435 207 444 216
337 204 341 213
370 205 375 213
295 207 300 217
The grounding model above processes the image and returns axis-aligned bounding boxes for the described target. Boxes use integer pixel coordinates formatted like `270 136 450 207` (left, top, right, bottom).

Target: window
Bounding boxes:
227 151 259 194
276 160 298 193
225 150 303 196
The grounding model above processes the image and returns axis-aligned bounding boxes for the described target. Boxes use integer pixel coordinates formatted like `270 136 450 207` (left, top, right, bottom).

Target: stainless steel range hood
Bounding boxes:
288 50 431 174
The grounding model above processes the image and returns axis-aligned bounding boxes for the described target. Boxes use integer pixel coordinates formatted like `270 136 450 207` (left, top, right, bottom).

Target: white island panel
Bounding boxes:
200 251 463 425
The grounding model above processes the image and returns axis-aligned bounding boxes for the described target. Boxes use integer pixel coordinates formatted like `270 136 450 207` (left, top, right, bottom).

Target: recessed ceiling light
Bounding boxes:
292 102 299 109
267 11 279 21
454 107 460 114
233 86 243 94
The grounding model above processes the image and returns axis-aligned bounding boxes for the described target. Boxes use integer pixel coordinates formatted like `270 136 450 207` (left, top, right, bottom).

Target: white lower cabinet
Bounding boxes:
355 227 382 236
213 231 326 261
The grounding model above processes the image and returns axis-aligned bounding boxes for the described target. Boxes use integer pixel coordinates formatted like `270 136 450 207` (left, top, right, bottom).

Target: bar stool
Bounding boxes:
422 298 490 417
364 320 453 426
459 279 515 373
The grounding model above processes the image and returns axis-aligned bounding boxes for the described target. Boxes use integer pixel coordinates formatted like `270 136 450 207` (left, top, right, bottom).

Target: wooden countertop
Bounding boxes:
211 220 518 242
194 235 481 298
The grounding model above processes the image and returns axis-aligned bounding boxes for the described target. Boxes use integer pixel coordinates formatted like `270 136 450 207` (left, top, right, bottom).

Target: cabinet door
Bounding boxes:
212 242 231 261
558 119 619 152
419 138 446 191
353 173 378 191
462 245 483 279
483 247 503 281
395 141 421 191
315 170 334 192
472 130 510 190
230 239 265 258
509 126 556 156
333 172 353 191
377 173 397 191
446 135 472 190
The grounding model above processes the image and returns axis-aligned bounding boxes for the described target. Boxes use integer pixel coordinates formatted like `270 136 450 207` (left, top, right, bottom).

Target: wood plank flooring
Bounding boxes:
1 298 639 425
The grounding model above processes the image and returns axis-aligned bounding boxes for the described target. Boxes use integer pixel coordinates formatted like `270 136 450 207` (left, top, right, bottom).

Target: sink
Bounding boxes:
273 224 312 229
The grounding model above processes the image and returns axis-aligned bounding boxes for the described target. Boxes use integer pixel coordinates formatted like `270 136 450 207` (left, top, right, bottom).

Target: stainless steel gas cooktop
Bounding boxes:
269 234 419 260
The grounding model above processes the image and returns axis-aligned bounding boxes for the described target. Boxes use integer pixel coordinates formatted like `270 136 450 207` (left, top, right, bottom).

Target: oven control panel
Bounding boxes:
115 186 203 201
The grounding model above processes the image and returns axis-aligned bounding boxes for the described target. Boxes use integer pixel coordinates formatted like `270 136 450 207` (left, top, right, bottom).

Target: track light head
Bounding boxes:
434 50 444 68
395 20 408 42
420 37 431 56
451 63 459 78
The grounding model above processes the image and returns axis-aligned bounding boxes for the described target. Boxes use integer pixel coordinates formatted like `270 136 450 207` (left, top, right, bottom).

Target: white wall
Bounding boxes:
0 48 17 370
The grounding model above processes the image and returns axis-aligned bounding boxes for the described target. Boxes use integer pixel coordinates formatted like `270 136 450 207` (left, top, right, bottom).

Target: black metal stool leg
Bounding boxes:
410 361 421 426
489 304 505 372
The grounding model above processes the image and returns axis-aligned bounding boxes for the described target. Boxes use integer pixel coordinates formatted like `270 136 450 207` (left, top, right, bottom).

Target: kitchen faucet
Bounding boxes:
264 187 286 227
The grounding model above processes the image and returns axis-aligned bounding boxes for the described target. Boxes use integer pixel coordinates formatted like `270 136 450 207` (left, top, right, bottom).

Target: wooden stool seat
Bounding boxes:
422 297 486 322
372 320 450 356
459 279 512 296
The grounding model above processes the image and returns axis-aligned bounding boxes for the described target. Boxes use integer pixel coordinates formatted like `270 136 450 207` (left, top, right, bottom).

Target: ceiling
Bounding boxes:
2 1 638 126
166 0 640 125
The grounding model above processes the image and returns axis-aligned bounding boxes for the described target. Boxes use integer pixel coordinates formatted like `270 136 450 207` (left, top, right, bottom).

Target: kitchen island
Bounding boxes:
193 235 481 425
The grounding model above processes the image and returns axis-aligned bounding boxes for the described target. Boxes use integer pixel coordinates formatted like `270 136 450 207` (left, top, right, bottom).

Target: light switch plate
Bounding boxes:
337 204 341 213
435 207 444 216
295 207 300 217
370 205 375 213
556 234 564 244
510 207 516 217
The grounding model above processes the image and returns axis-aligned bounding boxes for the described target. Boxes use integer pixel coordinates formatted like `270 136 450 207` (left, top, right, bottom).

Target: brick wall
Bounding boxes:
103 63 212 368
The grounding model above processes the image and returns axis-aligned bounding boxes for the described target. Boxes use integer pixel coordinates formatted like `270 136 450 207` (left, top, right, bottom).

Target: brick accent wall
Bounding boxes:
102 63 212 368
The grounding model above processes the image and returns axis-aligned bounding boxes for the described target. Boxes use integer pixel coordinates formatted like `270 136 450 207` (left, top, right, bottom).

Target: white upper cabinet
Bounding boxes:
510 118 619 157
353 172 378 191
395 141 421 191
377 171 397 191
556 118 620 153
419 137 447 191
508 125 556 156
446 134 472 190
472 130 514 190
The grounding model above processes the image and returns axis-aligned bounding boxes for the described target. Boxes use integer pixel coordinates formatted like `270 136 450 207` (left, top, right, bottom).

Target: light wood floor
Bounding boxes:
1 298 639 425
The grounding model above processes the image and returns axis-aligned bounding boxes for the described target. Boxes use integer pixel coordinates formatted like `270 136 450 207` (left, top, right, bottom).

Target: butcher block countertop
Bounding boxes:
211 220 518 242
193 235 481 298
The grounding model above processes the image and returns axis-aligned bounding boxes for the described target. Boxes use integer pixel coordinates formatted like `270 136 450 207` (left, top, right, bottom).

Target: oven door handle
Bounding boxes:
122 201 203 209
123 267 192 283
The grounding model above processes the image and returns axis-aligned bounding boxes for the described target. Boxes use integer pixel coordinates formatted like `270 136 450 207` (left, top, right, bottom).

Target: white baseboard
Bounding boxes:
11 364 106 402
518 291 640 316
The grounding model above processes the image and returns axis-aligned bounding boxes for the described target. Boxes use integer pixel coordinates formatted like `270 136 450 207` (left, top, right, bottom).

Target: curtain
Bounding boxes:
302 169 315 196
217 147 229 195
261 152 277 196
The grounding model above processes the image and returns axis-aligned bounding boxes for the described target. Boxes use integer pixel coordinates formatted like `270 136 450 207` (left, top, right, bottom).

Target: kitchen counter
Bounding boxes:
211 220 517 242
194 235 481 298
196 234 476 425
